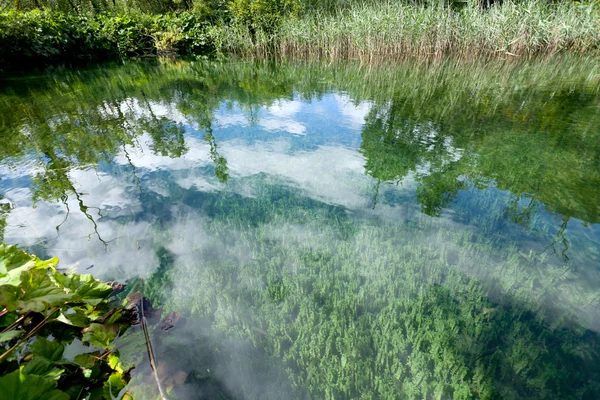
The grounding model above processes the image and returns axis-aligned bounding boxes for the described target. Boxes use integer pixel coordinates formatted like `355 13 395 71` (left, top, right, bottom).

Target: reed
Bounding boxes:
214 0 600 60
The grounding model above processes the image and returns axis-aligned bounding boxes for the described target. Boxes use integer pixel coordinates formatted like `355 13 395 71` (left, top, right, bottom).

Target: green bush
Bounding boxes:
228 0 300 32
0 10 212 70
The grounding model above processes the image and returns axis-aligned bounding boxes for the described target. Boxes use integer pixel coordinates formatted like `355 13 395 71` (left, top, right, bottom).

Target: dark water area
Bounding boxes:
1 58 599 399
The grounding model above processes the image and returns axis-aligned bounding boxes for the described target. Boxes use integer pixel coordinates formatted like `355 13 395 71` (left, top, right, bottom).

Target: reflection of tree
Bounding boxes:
204 124 229 184
140 92 188 158
360 100 465 217
0 196 11 243
30 149 109 246
2 59 600 250
504 195 541 232
358 82 600 263
544 218 570 262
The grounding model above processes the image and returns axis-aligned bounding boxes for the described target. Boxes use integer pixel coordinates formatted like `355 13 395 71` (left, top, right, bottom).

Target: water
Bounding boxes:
1 58 600 399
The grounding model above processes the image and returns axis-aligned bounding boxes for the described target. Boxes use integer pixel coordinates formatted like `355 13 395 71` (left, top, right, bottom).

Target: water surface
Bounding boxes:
1 59 600 399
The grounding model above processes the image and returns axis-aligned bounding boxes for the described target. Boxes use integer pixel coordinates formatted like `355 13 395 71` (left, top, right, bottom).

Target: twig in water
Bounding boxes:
140 288 167 400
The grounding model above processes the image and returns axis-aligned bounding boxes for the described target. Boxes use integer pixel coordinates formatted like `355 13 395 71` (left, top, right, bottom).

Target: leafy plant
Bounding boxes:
0 244 134 399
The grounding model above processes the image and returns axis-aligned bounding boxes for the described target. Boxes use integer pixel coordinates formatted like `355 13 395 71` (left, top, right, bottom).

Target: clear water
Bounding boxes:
1 59 600 399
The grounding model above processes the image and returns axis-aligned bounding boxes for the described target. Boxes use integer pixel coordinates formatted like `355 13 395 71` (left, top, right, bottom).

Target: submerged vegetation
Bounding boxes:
0 59 599 398
0 0 599 70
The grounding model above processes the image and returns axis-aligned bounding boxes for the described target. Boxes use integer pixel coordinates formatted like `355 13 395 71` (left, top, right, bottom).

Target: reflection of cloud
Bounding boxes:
266 100 302 118
221 139 373 209
68 169 142 212
175 176 221 192
259 99 306 135
52 218 159 281
0 157 42 181
214 112 249 128
333 94 372 130
4 169 158 281
114 133 212 172
258 118 306 135
5 200 65 246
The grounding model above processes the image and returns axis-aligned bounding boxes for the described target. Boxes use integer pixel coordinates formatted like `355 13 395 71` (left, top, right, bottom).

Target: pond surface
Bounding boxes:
1 58 600 399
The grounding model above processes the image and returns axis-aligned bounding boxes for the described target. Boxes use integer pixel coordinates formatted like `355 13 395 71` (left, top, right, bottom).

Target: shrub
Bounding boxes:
228 0 300 33
0 11 212 70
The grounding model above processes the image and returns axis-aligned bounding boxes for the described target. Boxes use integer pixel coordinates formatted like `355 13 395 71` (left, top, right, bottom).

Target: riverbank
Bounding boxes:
1 0 599 70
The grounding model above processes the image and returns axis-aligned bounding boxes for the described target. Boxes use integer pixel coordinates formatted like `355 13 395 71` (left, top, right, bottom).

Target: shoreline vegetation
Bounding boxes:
1 0 600 70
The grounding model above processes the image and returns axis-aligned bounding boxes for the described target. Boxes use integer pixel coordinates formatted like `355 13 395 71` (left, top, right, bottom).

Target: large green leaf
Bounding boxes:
82 323 119 349
56 309 91 327
0 369 69 400
0 244 34 275
73 352 100 369
21 356 64 380
103 372 127 399
63 274 113 305
0 330 24 342
0 262 35 287
0 245 58 286
0 311 19 328
0 285 19 311
16 270 72 313
30 337 65 362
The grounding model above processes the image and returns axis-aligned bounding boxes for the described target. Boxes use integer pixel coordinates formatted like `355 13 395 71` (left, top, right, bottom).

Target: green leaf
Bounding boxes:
0 285 19 311
0 262 35 287
22 356 64 381
0 330 23 342
103 372 127 399
0 245 59 287
63 274 113 304
56 310 90 327
82 323 119 349
73 352 100 369
0 244 34 275
16 270 72 313
107 351 125 374
61 384 85 400
30 337 65 362
0 369 69 400
83 368 94 379
0 311 19 328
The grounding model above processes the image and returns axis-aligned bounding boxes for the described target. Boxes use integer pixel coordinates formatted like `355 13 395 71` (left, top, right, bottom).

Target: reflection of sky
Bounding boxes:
1 90 599 337
1 93 373 278
211 93 365 150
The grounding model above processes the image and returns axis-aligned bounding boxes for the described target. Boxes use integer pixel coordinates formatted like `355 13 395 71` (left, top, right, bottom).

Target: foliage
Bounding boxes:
228 0 300 33
1 0 599 68
0 244 134 399
0 10 212 69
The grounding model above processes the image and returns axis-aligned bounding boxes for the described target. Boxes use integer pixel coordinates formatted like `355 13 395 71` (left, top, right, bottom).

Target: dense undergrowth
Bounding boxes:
0 11 211 68
1 0 599 70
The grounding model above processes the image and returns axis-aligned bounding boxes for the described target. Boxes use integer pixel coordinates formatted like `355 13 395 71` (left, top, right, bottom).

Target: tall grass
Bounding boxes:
215 0 600 60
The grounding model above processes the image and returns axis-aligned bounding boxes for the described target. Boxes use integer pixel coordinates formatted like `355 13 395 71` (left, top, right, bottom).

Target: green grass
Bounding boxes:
214 0 600 59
